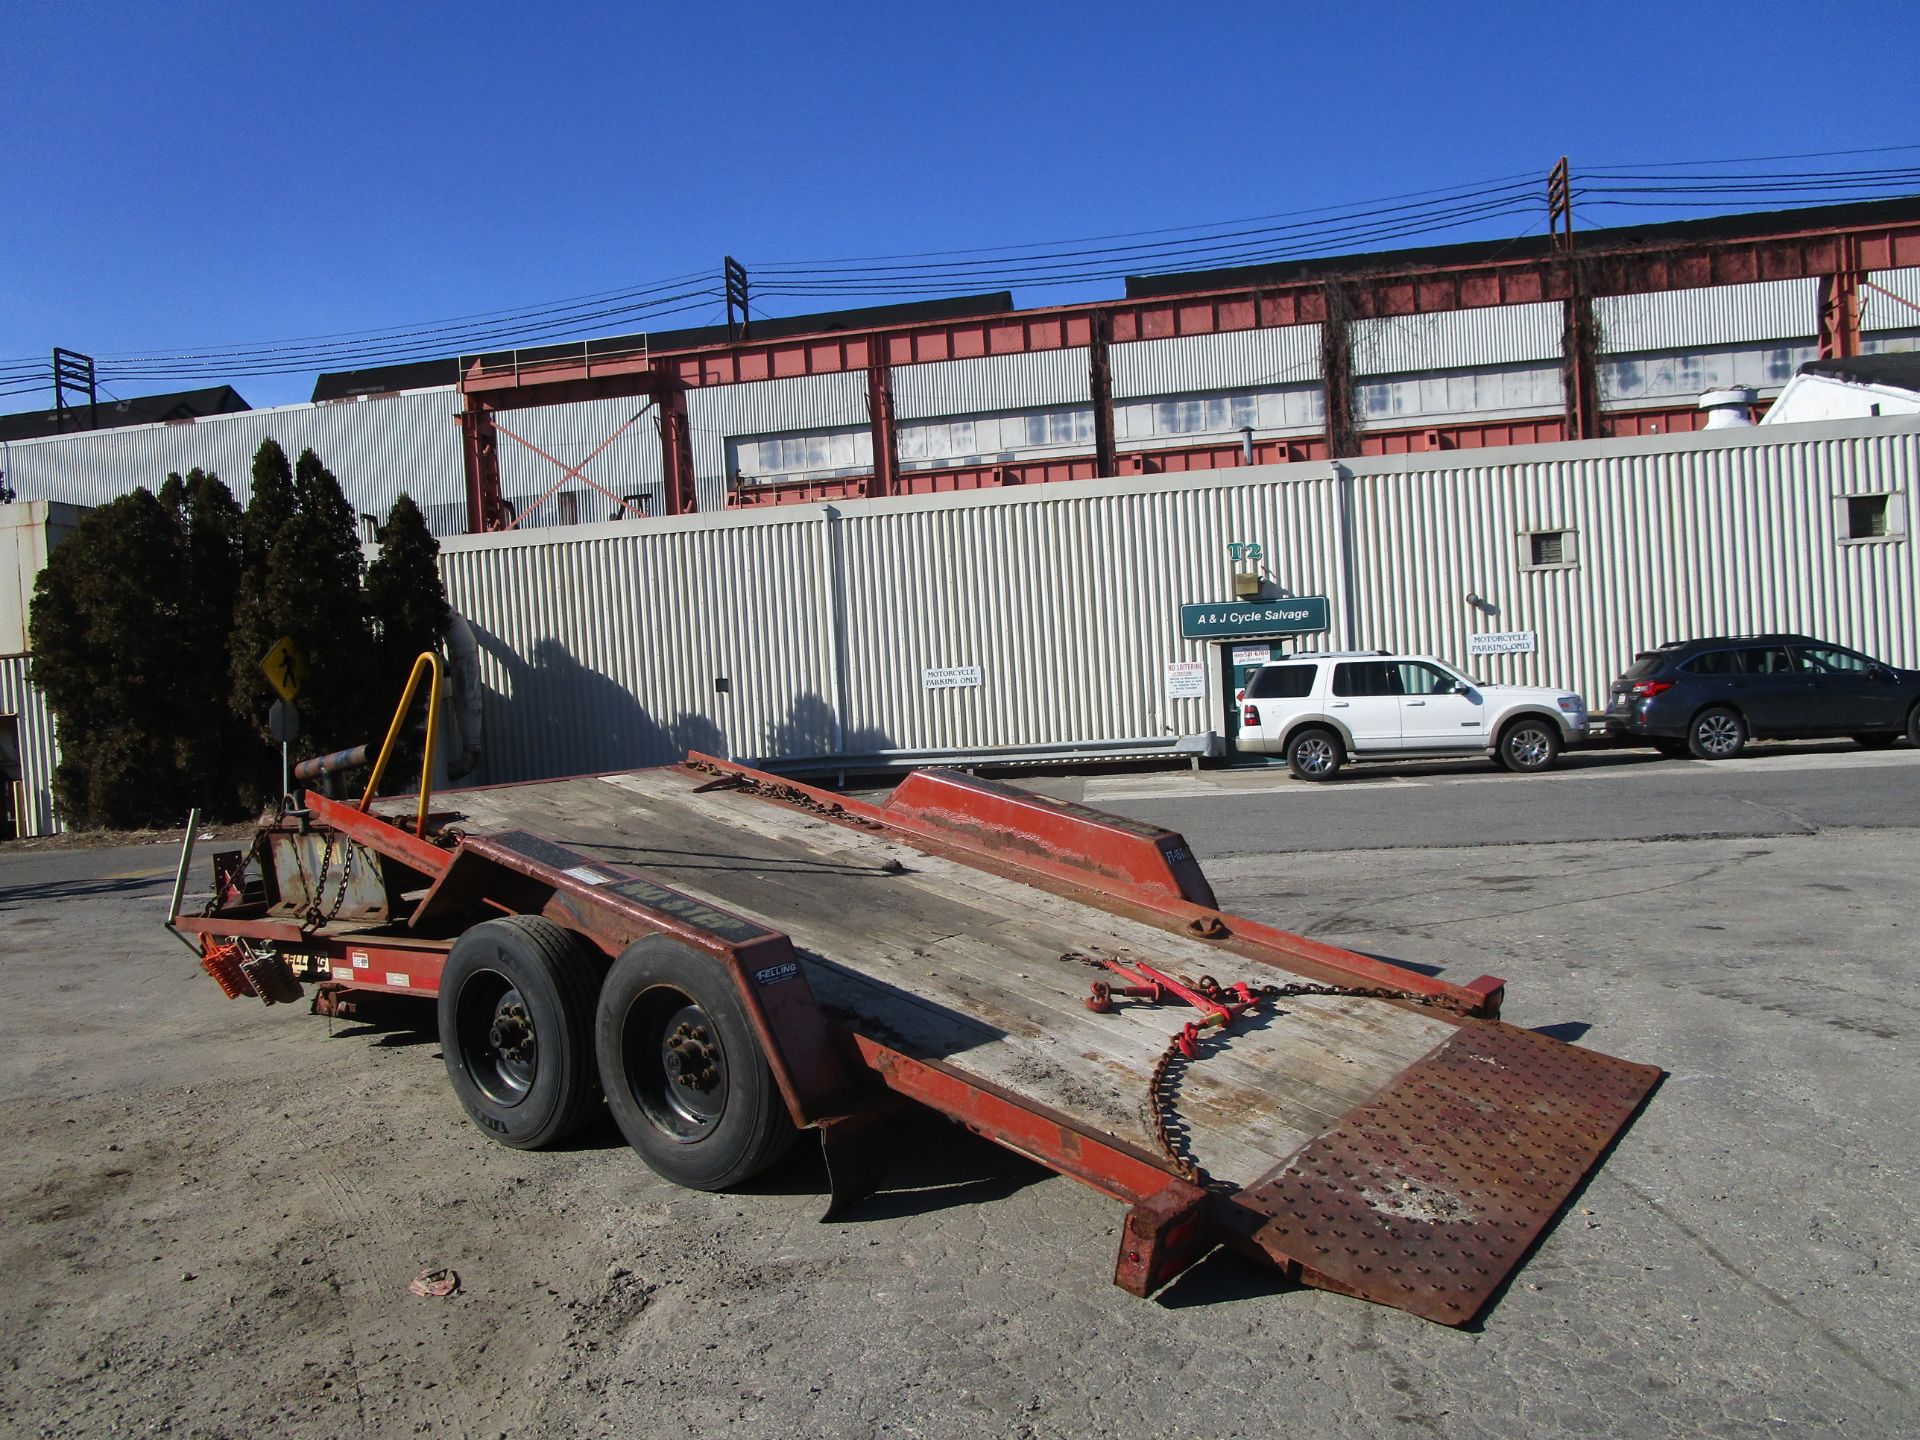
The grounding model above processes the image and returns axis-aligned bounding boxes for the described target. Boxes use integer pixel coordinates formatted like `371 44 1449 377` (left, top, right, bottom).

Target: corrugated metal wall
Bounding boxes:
0 655 61 836
493 395 667 524
688 372 869 504
1346 424 1919 700
829 476 1342 751
440 509 838 781
438 417 1920 784
890 350 1090 419
1354 302 1562 375
1865 266 1920 333
1111 327 1322 397
0 388 465 527
1596 279 1819 352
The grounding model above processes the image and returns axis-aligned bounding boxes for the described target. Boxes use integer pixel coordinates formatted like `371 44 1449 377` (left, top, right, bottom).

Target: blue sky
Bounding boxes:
4 0 1916 410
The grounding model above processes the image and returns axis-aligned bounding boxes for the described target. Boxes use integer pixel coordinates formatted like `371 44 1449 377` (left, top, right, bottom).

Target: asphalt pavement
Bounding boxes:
2 754 1916 1438
1023 740 1920 855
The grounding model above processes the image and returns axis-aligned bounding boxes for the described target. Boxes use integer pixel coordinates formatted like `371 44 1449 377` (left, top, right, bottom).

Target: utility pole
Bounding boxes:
724 257 751 342
52 349 97 433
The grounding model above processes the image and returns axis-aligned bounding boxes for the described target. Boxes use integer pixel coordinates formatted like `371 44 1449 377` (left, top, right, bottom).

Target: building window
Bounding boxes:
1848 495 1888 539
1525 528 1575 569
1840 493 1904 542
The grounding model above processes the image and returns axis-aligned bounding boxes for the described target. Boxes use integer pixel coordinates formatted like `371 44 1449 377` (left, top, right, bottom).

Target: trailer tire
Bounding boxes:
596 936 796 1191
439 916 603 1150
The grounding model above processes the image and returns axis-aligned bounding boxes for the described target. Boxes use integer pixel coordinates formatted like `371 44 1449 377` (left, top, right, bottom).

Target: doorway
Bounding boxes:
1218 641 1282 766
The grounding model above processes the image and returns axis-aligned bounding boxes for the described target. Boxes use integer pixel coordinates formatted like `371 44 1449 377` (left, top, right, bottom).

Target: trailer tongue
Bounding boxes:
172 753 1657 1325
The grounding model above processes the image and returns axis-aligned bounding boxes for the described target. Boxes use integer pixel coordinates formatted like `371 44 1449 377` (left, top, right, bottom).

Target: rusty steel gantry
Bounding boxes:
455 194 1920 532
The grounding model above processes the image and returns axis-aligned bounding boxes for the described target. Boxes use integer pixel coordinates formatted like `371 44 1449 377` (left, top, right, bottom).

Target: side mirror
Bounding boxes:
1452 681 1475 696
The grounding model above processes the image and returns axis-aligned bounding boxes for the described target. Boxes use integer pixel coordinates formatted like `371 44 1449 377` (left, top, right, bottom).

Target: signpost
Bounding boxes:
261 638 310 802
1179 596 1330 640
267 699 300 803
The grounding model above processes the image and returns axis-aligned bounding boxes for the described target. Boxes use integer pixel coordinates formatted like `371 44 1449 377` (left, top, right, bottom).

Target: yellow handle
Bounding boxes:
359 652 443 837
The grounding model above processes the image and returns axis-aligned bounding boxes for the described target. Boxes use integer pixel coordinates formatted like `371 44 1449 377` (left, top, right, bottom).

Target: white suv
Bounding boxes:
1239 651 1588 780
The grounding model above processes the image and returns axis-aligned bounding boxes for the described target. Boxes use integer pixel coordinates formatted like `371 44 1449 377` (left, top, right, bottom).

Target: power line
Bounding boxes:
6 145 1917 400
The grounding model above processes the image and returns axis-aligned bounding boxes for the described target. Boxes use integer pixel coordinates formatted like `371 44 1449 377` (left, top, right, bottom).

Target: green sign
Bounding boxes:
1180 596 1330 639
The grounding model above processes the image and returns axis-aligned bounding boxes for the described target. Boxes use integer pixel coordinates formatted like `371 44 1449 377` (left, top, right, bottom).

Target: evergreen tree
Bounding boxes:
227 440 377 772
228 438 298 743
365 493 452 697
29 490 194 827
170 469 250 812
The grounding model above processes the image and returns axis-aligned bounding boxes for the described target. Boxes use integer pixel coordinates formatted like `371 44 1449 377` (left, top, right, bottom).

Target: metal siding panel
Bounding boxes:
687 373 870 498
438 512 838 784
1342 428 1920 710
1864 266 1920 333
0 388 468 532
1353 303 1561 376
0 655 61 836
493 395 666 524
1596 279 1819 353
1110 327 1323 398
890 350 1090 420
434 421 1918 783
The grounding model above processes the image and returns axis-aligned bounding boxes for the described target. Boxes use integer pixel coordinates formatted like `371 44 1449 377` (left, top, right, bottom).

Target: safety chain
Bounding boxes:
1072 954 1476 1189
686 759 884 830
301 830 355 933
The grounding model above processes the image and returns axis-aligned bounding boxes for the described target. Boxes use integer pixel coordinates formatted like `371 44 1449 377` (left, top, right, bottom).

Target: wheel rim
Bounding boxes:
454 970 538 1106
1294 735 1337 775
1698 713 1741 756
1508 726 1551 768
621 987 730 1142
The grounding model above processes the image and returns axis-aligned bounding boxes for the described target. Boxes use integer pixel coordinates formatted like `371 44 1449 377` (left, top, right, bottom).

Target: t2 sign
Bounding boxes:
1226 541 1264 563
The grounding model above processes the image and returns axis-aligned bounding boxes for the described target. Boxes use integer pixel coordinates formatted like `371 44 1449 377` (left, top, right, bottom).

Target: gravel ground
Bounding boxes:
0 821 1913 1439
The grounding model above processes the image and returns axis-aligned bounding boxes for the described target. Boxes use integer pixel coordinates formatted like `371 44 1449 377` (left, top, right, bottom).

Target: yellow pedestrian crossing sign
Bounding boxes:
260 636 310 703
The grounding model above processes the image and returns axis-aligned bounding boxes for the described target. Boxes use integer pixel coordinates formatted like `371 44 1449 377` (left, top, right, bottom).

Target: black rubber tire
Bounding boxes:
1497 716 1561 773
1687 706 1747 760
596 935 797 1191
1853 733 1899 749
1907 703 1920 748
1286 727 1344 782
438 916 603 1150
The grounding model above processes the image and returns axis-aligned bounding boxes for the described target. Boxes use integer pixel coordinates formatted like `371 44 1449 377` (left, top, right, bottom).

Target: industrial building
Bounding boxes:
2 197 1916 533
0 198 1916 834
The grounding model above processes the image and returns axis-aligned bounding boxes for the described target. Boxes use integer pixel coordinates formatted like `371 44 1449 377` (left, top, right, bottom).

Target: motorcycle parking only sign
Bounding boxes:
1468 631 1538 656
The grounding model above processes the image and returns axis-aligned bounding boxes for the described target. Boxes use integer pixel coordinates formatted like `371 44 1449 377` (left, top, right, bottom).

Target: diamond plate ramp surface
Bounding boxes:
1233 1020 1661 1325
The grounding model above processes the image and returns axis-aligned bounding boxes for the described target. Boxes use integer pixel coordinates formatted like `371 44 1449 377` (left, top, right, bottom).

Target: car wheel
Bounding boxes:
1687 706 1747 760
439 916 604 1150
1908 703 1920 748
596 935 796 1191
1853 733 1898 749
1497 717 1561 773
1286 727 1344 782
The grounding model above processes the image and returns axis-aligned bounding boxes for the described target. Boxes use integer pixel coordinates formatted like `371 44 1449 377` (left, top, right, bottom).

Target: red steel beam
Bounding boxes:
865 338 899 499
460 210 1920 405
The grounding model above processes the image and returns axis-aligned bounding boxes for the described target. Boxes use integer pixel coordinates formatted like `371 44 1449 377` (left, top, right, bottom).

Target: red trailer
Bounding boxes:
170 737 1657 1326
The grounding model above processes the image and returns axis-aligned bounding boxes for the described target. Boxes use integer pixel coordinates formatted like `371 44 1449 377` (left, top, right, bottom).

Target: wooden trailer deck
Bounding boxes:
443 769 1460 1191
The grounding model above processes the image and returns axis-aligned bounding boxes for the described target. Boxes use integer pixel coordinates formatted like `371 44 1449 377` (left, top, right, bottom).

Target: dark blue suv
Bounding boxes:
1605 634 1920 759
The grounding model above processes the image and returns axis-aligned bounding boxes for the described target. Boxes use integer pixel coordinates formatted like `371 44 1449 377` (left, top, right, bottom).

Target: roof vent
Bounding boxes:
1698 386 1756 429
